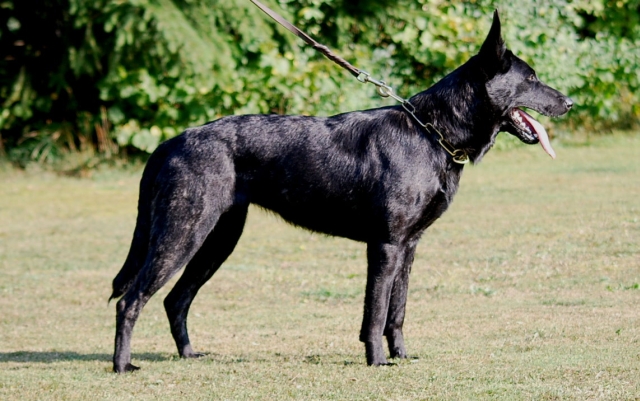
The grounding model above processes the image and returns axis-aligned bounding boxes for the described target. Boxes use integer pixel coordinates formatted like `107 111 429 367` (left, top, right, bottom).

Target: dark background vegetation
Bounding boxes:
1 0 639 164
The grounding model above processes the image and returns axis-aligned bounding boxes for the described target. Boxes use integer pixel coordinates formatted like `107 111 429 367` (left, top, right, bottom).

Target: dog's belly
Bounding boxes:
249 188 381 242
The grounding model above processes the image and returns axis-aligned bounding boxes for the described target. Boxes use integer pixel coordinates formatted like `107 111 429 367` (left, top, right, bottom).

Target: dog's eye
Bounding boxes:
527 74 536 82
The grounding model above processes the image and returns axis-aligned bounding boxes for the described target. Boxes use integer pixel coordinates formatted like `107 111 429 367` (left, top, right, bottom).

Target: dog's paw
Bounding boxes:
367 356 390 366
181 351 206 359
389 349 407 359
114 363 140 373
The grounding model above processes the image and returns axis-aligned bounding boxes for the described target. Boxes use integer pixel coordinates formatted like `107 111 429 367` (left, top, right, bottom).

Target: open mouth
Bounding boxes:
508 108 556 159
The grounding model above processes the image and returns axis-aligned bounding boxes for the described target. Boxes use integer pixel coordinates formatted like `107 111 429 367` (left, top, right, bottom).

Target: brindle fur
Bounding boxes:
110 11 572 373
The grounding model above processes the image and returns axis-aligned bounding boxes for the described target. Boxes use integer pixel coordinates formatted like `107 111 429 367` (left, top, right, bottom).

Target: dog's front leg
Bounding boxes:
359 242 405 365
384 240 418 359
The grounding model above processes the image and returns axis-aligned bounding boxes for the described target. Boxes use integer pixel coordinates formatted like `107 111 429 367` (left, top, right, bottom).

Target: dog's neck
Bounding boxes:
409 56 501 164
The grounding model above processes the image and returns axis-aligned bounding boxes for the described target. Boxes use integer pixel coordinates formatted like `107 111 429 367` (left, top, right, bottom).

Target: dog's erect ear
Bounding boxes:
479 10 507 74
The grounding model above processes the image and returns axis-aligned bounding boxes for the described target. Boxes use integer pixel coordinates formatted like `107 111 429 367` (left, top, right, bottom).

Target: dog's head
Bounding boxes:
478 11 573 158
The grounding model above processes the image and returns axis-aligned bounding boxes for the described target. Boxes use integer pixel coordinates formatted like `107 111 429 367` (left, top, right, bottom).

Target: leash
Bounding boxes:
249 0 469 164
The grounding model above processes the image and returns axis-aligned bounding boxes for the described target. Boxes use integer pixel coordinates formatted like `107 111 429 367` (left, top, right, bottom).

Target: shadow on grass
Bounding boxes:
0 351 371 367
0 351 170 364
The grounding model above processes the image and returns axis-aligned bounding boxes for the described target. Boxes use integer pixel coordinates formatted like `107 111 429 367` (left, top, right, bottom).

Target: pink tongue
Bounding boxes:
519 110 556 159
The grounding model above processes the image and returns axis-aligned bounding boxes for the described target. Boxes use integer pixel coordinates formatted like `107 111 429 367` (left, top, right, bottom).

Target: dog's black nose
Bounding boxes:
564 97 574 110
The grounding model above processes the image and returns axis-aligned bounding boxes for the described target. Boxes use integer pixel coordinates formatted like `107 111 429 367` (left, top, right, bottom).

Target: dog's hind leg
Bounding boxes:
163 203 248 358
360 242 406 365
113 209 228 372
384 240 418 359
113 162 235 373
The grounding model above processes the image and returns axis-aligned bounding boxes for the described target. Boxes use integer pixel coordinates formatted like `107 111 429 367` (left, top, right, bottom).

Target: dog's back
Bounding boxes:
141 107 450 242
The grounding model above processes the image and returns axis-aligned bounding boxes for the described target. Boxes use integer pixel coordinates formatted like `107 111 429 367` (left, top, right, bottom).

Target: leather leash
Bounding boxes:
249 0 470 164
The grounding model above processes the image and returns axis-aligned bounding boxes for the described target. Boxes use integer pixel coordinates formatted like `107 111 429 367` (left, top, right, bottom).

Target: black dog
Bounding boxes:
110 11 572 373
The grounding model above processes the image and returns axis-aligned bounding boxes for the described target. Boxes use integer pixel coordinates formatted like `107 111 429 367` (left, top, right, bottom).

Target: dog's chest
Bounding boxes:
396 167 462 238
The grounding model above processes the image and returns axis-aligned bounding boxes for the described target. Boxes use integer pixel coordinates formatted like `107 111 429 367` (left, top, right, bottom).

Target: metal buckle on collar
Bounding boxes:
429 124 470 165
440 141 470 165
452 150 470 164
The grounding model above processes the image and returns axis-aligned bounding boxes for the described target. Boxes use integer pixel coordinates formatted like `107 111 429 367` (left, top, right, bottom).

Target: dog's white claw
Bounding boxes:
519 111 556 159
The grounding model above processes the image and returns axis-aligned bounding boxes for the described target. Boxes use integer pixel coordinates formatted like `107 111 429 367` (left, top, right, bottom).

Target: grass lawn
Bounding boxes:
0 135 638 400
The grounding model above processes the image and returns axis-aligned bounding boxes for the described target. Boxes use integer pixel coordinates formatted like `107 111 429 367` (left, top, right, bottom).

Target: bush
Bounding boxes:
0 0 638 161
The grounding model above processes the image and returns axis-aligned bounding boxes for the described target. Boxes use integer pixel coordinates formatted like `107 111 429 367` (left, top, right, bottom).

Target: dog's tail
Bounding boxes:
109 147 166 303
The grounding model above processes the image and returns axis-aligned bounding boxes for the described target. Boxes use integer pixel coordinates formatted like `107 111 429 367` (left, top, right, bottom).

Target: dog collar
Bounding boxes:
399 101 470 165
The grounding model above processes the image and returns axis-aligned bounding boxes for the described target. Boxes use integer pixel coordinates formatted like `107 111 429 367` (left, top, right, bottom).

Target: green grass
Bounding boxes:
1 135 639 400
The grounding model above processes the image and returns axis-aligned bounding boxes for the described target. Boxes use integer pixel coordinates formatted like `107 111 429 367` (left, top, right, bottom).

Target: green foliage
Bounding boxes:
0 0 638 159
